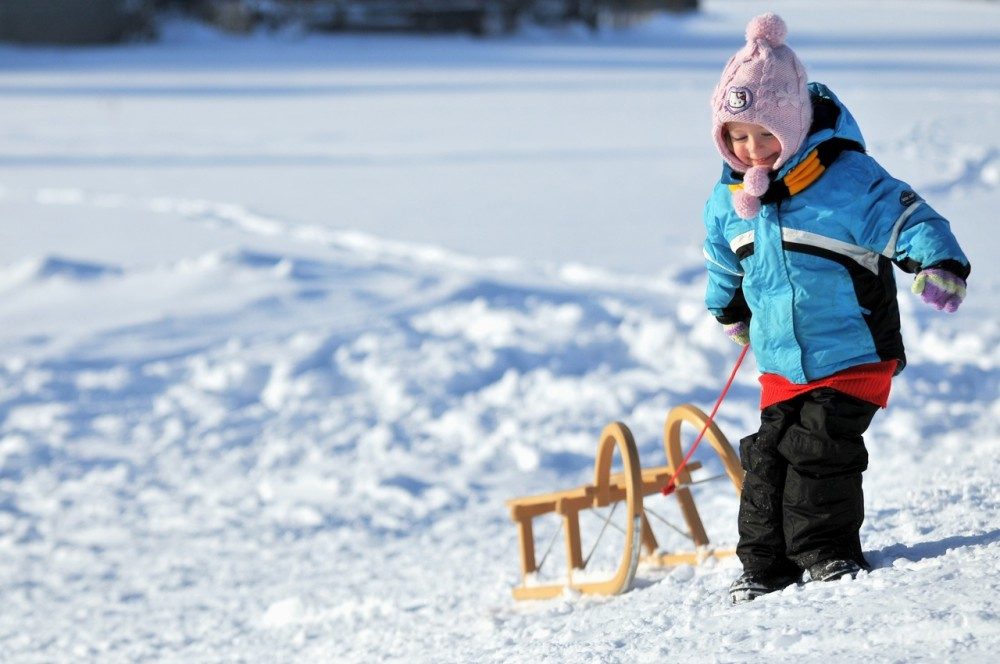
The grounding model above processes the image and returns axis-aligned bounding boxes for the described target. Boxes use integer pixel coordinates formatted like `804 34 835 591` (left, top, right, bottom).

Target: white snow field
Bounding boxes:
1 0 999 661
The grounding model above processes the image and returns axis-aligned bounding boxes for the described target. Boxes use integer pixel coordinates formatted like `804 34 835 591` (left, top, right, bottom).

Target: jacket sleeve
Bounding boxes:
892 202 970 280
703 190 752 324
851 156 971 280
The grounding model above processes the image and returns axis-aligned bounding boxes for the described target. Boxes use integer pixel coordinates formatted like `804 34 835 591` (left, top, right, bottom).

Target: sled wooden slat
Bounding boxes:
507 404 744 600
607 463 701 501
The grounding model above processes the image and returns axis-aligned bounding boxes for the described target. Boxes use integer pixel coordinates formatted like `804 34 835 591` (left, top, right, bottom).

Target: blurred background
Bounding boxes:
0 0 699 44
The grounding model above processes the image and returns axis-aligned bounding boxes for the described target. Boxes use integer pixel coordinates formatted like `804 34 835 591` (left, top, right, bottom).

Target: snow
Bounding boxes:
1 0 999 661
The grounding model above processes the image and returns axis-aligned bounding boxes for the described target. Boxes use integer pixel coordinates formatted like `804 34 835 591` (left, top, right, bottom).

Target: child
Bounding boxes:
701 13 970 604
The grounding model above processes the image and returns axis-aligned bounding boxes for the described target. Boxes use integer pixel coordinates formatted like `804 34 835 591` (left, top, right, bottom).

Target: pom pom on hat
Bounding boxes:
710 13 813 178
732 189 761 220
746 12 787 46
743 166 770 197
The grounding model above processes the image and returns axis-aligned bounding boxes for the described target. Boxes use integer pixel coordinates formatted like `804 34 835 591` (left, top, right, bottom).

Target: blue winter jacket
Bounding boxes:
703 83 970 384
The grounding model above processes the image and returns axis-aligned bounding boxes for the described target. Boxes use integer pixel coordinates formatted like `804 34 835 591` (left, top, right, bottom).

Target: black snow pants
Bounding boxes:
736 387 879 575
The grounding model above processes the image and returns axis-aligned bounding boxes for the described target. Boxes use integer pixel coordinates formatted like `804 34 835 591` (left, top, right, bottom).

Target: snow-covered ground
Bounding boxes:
1 1 999 661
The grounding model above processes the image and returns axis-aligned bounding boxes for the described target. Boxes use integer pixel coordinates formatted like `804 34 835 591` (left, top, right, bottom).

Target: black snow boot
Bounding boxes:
808 558 862 582
729 568 802 605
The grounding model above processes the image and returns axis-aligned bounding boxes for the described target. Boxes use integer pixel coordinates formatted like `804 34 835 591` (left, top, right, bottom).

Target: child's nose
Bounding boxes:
748 138 767 155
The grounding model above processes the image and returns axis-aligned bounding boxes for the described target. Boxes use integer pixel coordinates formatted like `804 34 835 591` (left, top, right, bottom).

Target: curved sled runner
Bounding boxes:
506 404 744 600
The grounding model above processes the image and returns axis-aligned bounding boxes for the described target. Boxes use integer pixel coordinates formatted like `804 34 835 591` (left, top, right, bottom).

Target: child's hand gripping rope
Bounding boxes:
723 321 750 346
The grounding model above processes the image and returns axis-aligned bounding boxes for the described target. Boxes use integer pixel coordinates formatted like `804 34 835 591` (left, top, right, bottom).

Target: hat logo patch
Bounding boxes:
726 87 753 113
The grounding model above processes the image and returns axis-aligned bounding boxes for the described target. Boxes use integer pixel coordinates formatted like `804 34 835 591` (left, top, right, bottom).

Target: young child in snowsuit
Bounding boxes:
702 13 970 604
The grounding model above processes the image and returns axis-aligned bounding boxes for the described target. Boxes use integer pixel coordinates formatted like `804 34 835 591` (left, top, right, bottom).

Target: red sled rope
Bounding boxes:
662 344 749 496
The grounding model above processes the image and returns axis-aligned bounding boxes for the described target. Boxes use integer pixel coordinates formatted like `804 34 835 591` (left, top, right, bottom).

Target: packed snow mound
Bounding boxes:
1 188 998 661
0 255 122 286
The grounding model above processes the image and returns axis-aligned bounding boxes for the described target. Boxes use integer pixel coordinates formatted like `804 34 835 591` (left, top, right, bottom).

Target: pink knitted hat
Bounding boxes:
711 13 812 218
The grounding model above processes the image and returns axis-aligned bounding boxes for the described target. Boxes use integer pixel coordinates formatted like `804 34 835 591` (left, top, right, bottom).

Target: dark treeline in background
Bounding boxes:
0 0 698 45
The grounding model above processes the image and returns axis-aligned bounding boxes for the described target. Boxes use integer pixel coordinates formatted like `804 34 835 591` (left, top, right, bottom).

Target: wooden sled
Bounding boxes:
506 404 744 600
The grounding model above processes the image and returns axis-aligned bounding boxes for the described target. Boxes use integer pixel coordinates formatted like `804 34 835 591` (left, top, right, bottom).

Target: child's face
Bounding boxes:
726 121 782 170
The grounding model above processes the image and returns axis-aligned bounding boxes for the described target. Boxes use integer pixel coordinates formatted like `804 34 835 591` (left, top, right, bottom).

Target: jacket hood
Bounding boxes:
778 82 866 177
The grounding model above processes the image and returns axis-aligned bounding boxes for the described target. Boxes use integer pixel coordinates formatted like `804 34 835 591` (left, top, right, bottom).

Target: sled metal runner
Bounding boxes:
506 404 744 600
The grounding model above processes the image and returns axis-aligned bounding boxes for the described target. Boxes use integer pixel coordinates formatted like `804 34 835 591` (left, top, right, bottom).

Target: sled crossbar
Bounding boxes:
506 404 745 600
506 466 690 521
